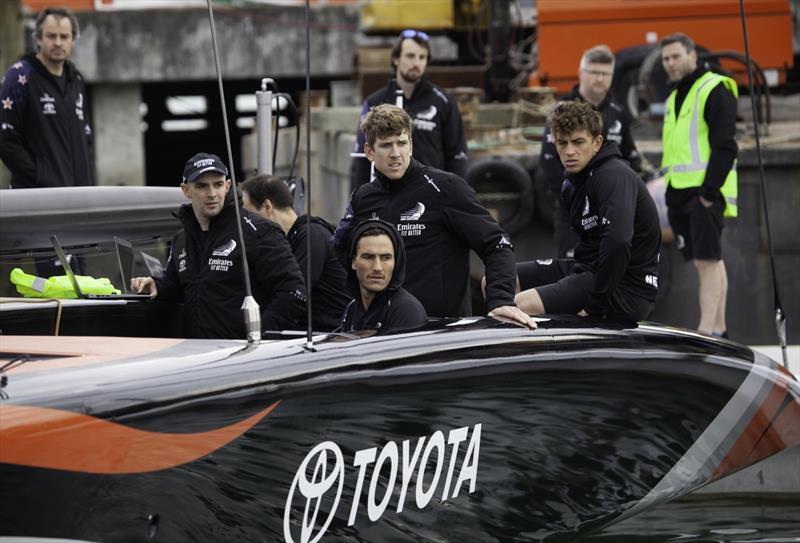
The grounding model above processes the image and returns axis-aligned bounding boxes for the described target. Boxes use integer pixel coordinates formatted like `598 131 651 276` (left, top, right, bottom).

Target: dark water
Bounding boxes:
585 496 800 542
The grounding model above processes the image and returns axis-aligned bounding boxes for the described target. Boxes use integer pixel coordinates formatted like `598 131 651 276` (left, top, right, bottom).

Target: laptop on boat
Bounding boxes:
114 236 165 283
51 235 152 301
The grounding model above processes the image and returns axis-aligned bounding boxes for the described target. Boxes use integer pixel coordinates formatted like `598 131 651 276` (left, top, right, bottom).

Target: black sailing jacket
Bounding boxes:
287 215 350 332
563 142 661 316
333 159 516 318
350 76 468 187
156 197 306 339
0 53 94 188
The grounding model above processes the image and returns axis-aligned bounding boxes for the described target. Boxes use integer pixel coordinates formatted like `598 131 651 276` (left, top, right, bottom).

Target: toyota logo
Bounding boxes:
283 441 345 543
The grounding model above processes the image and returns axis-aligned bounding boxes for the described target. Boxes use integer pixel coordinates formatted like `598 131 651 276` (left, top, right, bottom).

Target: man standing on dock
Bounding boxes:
350 29 468 189
0 7 94 188
660 33 738 338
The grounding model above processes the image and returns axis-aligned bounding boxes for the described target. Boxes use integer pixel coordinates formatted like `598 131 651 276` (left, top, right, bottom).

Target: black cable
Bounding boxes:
737 0 787 366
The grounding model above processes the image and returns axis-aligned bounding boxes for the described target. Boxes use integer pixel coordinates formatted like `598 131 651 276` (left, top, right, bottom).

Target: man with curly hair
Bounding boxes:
515 101 661 321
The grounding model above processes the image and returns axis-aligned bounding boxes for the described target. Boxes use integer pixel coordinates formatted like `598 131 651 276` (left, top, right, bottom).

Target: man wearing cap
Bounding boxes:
350 29 468 189
131 153 306 339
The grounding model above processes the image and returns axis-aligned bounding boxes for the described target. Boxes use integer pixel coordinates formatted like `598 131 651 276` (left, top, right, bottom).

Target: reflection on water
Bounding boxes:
585 496 800 542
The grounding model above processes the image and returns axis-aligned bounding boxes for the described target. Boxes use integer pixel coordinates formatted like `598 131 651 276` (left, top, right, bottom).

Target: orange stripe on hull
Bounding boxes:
711 383 800 479
0 401 280 474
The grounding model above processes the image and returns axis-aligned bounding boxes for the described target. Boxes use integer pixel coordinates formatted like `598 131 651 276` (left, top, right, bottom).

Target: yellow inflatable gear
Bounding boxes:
10 268 121 299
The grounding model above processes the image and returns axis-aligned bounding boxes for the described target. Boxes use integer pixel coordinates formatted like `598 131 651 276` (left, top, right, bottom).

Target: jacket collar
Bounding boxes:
373 158 422 192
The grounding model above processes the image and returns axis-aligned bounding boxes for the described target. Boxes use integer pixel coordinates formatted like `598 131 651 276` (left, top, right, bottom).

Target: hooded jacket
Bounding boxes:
155 195 306 339
563 142 661 317
287 215 350 332
333 159 517 318
0 53 95 188
339 219 427 333
350 76 468 187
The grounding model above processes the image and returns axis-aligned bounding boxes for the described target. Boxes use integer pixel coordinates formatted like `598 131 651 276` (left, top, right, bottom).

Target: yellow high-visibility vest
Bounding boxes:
10 268 121 298
662 71 739 217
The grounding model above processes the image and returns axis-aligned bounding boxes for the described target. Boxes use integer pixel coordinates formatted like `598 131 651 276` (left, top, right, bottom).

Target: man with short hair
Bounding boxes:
516 101 661 321
334 104 534 329
240 174 349 332
660 32 738 337
538 44 643 257
350 29 468 189
131 153 306 339
1 7 94 188
339 219 427 332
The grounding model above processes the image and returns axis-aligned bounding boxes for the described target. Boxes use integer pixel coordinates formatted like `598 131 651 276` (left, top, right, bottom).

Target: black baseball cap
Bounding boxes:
182 153 229 183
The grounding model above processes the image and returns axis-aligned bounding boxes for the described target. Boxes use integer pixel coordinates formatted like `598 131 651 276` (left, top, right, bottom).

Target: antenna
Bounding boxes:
206 0 261 344
304 0 315 351
737 0 787 368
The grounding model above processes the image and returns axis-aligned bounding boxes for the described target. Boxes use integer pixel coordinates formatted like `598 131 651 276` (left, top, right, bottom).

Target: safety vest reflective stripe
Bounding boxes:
662 71 739 217
670 74 725 174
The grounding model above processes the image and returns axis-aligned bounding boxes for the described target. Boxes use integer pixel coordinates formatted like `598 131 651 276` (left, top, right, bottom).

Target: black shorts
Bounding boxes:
517 259 655 320
517 258 593 314
667 196 725 261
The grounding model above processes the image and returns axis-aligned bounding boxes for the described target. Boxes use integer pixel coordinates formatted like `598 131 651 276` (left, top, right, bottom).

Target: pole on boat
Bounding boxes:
304 0 314 351
737 0 788 368
206 0 261 344
256 78 275 175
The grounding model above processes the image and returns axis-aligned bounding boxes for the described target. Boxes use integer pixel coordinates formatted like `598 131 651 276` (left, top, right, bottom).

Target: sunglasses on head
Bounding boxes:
400 29 430 41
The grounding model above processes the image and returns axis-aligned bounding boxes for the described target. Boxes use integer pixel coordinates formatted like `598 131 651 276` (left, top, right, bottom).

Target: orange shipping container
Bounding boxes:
534 0 794 92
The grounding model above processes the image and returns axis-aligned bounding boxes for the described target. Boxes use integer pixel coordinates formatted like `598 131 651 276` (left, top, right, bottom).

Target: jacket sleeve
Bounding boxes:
538 123 566 196
442 94 469 179
294 223 330 289
701 83 738 201
331 196 358 268
585 171 637 316
153 234 184 302
442 176 517 312
0 64 37 186
349 101 372 189
249 222 306 330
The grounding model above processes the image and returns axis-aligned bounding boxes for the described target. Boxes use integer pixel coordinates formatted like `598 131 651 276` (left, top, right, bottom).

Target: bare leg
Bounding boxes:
694 259 724 334
713 260 728 334
515 288 546 315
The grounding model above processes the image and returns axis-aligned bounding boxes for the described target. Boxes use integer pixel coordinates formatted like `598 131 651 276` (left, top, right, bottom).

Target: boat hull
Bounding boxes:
1 321 798 541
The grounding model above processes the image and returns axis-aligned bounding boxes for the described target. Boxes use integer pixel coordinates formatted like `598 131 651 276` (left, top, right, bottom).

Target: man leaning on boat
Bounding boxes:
131 153 306 339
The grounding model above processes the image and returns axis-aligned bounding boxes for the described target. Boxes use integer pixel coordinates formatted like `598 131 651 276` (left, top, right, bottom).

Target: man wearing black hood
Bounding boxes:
349 29 468 189
339 219 427 333
131 153 306 339
515 101 661 321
